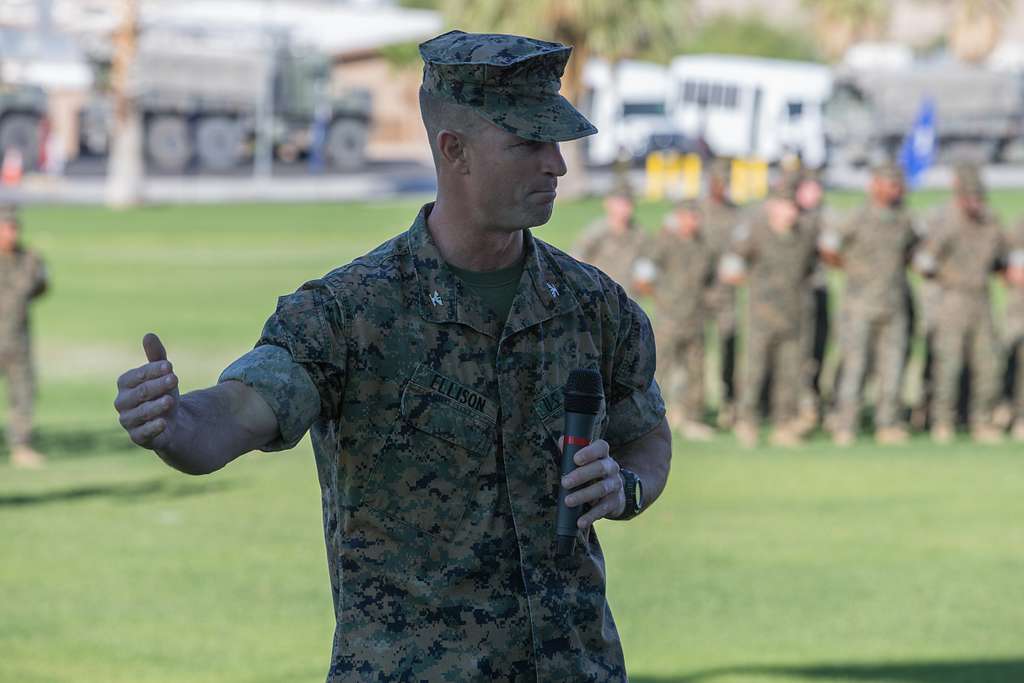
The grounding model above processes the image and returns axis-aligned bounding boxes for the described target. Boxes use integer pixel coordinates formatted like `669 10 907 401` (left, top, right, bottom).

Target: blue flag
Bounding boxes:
900 98 936 188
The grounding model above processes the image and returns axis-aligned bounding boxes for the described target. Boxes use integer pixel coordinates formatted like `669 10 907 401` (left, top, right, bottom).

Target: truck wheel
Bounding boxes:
325 118 367 171
146 115 192 173
196 116 243 172
0 114 41 170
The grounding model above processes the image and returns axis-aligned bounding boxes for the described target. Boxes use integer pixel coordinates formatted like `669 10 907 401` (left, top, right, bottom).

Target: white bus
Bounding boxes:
667 54 832 167
581 58 689 166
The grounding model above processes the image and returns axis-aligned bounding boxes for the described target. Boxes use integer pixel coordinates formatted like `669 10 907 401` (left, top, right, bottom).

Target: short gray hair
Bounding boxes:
419 86 487 163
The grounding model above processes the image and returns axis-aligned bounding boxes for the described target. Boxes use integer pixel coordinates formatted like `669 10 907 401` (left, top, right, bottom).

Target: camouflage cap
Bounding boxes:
800 166 824 184
0 203 19 225
768 177 798 202
607 176 635 200
871 160 904 183
953 161 985 197
419 30 597 142
706 157 731 181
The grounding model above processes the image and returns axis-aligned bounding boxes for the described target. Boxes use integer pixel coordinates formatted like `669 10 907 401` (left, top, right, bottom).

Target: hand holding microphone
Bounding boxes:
555 369 626 557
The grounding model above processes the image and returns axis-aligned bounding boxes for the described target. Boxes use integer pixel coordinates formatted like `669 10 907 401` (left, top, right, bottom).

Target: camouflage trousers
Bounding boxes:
706 284 737 405
799 285 829 412
657 332 705 423
739 323 801 427
1001 323 1024 421
933 293 1001 429
0 346 35 449
834 307 908 432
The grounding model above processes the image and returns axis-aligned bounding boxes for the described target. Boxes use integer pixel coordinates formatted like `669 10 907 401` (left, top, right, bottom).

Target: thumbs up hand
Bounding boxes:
114 333 181 450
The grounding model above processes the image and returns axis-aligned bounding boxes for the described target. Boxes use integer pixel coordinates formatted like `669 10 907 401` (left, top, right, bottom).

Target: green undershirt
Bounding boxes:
448 256 526 324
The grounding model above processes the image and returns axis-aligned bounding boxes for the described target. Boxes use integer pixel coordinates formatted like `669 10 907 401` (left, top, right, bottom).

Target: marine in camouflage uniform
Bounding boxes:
914 163 1006 443
573 181 649 296
1000 219 1024 440
793 168 830 430
725 183 819 447
820 163 917 445
699 158 741 427
644 200 716 440
0 204 48 468
114 30 670 682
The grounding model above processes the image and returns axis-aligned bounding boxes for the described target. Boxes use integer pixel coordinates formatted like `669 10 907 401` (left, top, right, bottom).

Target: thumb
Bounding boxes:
143 333 168 363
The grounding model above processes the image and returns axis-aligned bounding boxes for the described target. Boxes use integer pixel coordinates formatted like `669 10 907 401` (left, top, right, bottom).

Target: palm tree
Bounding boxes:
440 0 691 196
947 0 1010 63
800 0 891 62
105 0 143 208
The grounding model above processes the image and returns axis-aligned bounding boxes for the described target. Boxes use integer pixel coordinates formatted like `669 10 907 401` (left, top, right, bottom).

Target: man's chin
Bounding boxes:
522 203 555 230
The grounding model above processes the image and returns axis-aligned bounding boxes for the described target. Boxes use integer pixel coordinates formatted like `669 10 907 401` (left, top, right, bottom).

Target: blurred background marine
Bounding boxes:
792 166 829 433
1001 217 1024 441
643 199 716 441
724 181 819 448
572 180 650 296
821 161 917 446
699 157 742 428
0 204 49 468
914 162 1006 444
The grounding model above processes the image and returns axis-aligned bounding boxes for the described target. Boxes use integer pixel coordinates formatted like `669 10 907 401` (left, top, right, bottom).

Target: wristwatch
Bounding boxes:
616 468 644 520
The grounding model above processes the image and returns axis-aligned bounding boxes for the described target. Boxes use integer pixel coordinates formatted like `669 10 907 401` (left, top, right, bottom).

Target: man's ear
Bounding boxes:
436 129 470 175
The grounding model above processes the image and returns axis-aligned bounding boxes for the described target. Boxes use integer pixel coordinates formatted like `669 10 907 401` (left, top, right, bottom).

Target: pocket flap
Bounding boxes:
401 381 493 455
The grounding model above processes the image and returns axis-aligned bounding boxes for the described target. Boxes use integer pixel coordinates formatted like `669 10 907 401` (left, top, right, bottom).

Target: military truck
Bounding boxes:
0 83 47 171
79 30 371 173
824 62 1023 166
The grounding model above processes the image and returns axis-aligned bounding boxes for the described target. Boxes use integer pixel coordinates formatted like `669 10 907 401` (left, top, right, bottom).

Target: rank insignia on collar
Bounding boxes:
430 290 444 307
546 282 559 298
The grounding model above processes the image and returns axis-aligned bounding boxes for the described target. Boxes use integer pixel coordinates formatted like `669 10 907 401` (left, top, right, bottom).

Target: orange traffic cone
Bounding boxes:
2 147 23 186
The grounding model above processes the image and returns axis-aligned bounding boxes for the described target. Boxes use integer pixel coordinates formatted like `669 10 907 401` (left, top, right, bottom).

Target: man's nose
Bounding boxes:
542 142 567 177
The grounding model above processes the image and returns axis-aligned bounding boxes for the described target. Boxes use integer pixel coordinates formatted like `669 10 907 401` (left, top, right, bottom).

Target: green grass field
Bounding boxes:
2 192 1023 683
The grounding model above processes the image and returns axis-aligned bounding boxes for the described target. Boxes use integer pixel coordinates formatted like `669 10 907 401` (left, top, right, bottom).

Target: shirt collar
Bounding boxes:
405 202 579 340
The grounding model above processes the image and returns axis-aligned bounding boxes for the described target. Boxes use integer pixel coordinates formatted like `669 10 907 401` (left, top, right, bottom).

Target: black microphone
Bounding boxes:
556 368 604 557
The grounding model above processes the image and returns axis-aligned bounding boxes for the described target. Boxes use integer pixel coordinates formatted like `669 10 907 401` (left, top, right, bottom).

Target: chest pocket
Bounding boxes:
362 369 495 541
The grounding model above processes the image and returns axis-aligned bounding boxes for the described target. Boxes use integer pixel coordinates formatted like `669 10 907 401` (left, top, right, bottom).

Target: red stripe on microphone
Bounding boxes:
564 436 591 447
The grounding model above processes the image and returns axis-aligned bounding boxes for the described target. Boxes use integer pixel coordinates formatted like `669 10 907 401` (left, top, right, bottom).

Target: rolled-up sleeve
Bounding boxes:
219 345 321 451
219 279 347 452
605 291 666 448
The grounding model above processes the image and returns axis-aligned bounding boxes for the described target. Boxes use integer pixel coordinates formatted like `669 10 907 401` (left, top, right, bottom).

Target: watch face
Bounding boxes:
633 475 644 511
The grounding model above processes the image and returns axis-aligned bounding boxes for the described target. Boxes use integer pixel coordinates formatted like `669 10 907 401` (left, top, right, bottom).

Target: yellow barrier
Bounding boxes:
731 158 768 204
644 153 768 203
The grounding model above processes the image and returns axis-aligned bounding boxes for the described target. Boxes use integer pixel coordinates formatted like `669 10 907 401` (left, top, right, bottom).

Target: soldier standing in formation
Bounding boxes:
914 163 1006 444
821 162 917 445
642 199 716 440
0 204 48 468
699 159 741 427
1002 218 1024 441
723 183 819 447
793 168 830 432
572 180 649 296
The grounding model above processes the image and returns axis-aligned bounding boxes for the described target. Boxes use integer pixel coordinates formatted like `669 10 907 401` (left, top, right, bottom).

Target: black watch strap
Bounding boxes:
615 468 644 520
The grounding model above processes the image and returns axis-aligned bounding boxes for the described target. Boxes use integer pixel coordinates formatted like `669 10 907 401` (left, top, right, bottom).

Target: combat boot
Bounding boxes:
793 402 818 436
769 426 804 448
832 430 855 447
11 445 45 469
875 426 909 446
734 422 758 448
681 421 714 442
992 402 1014 431
971 424 1004 445
930 423 954 445
716 402 736 430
